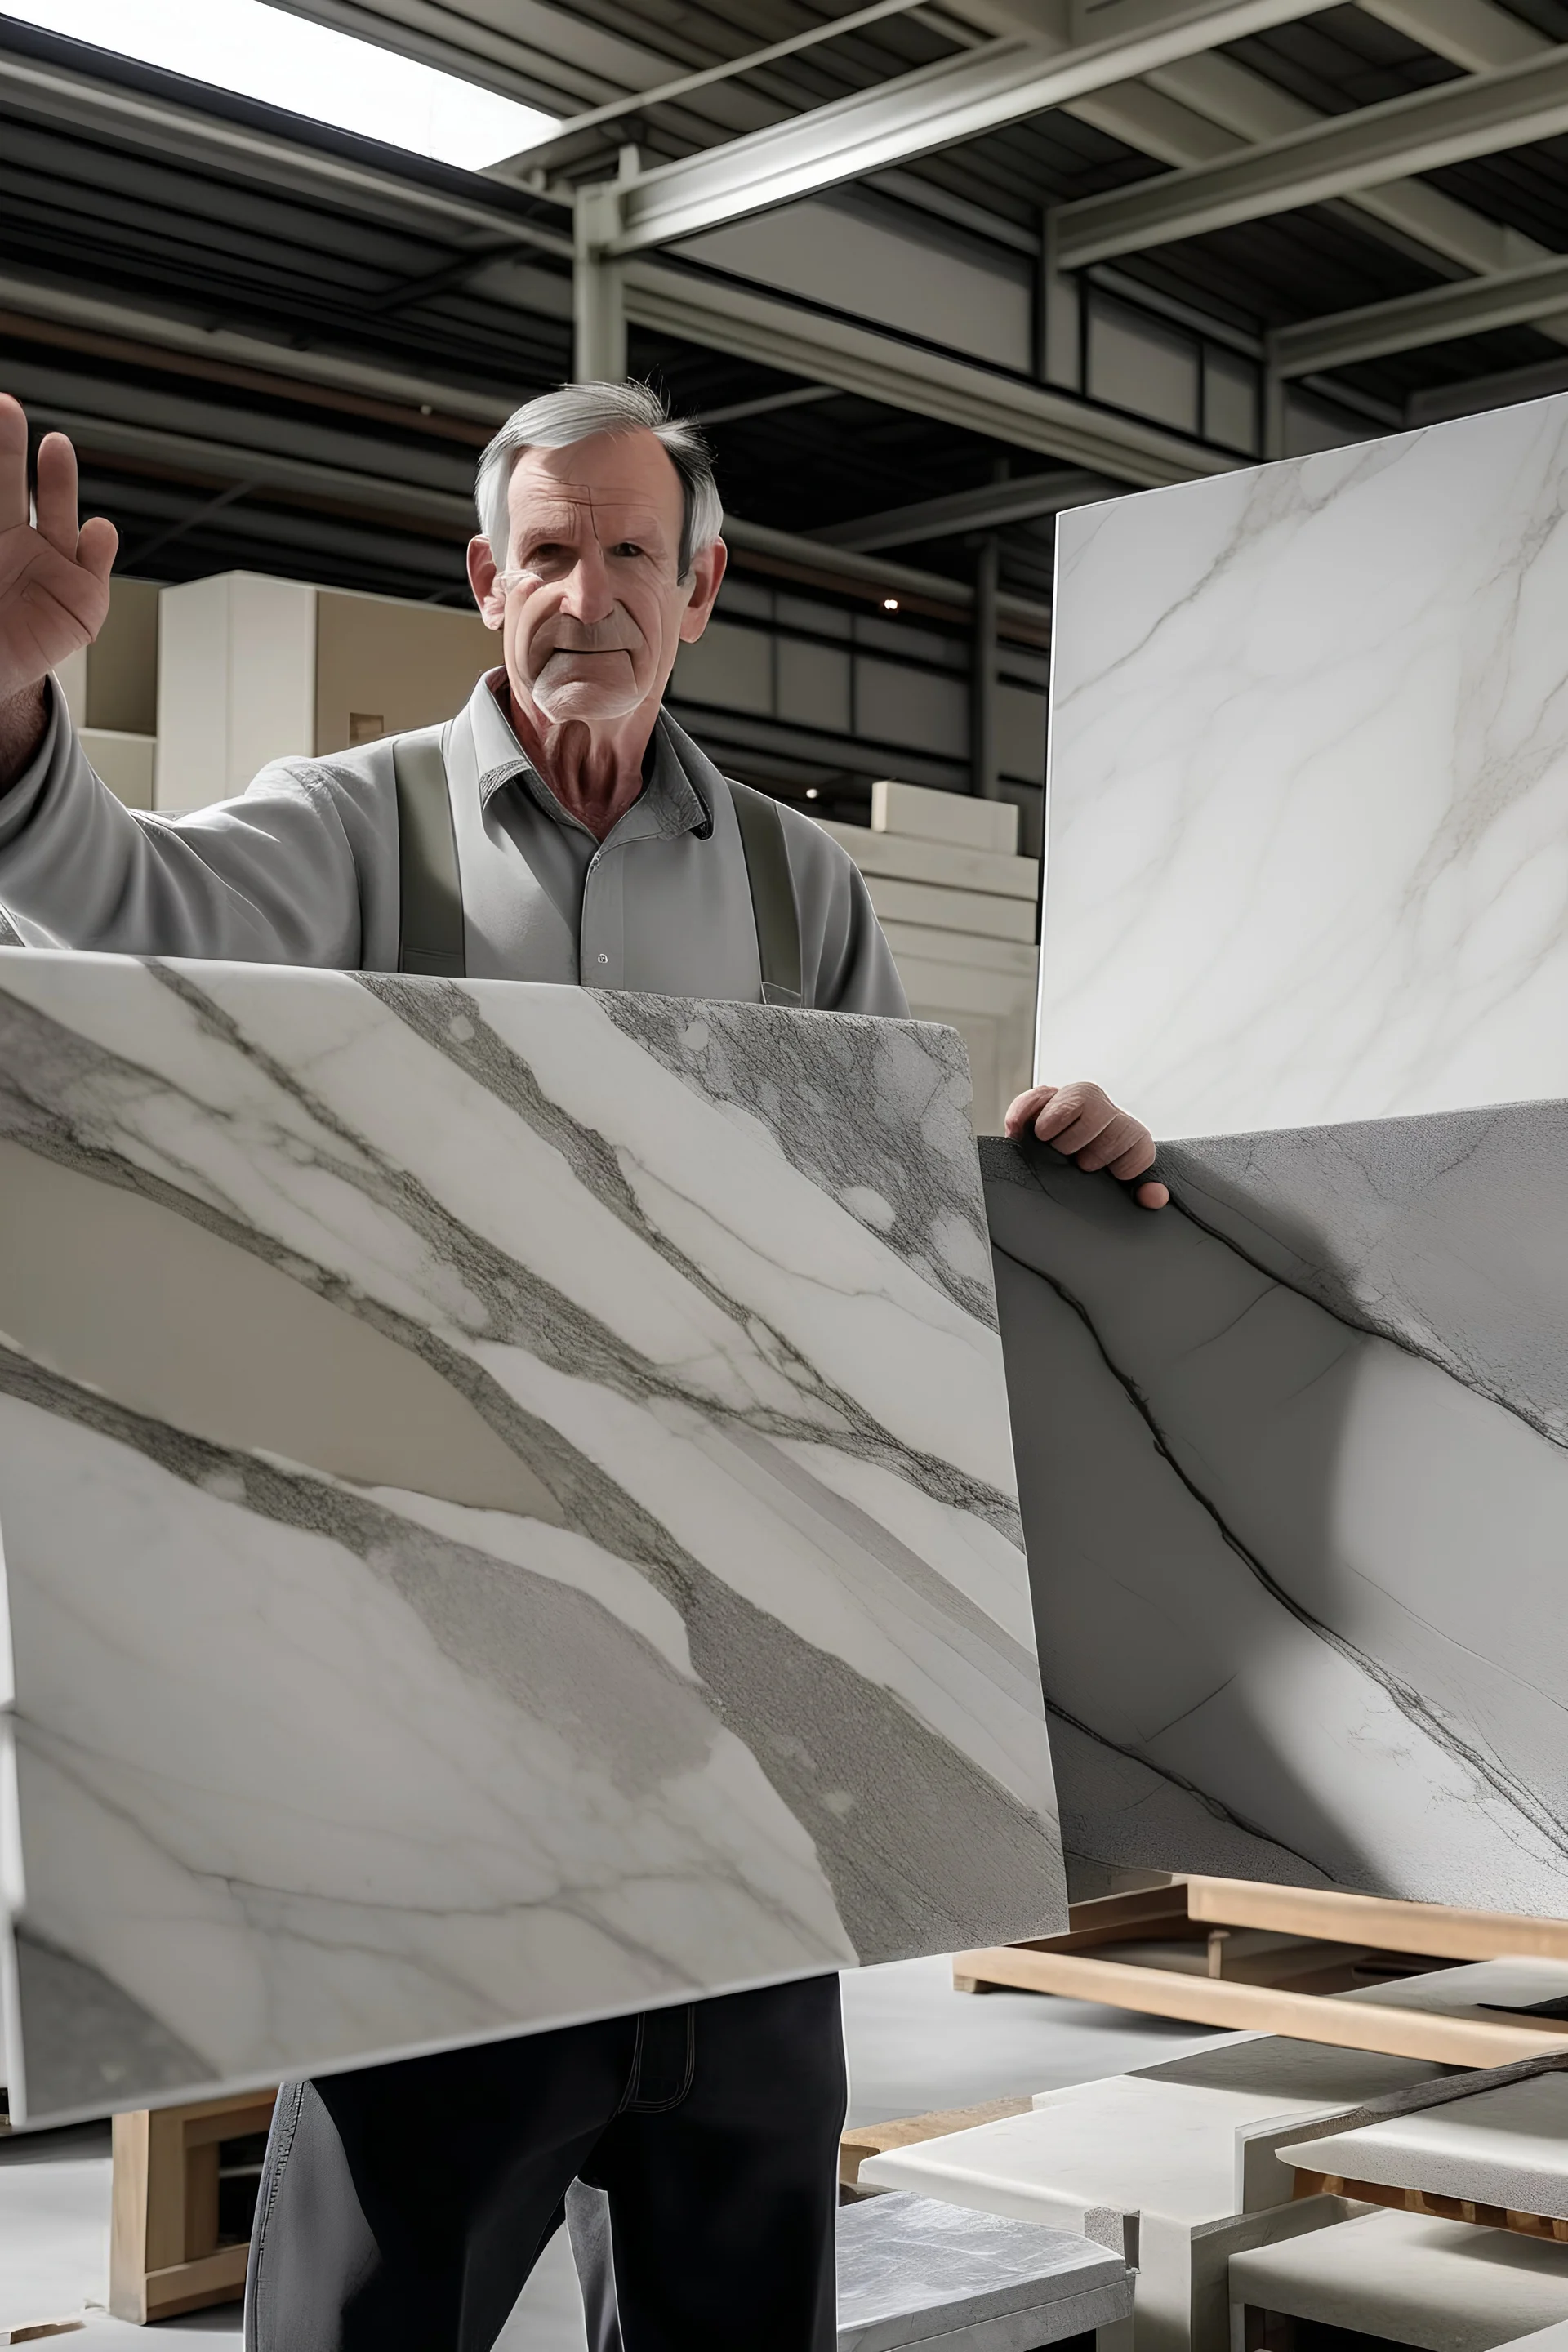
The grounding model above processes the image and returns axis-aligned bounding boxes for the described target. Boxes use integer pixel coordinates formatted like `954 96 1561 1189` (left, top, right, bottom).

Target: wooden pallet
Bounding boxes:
1290 2163 1568 2246
110 2089 277 2323
953 1877 1568 2068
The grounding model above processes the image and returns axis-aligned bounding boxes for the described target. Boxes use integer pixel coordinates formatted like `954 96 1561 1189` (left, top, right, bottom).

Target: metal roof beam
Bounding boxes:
721 513 1050 630
622 259 1237 485
599 0 1332 254
486 0 932 180
0 36 572 255
813 466 1118 548
1353 0 1543 75
1054 42 1568 268
1271 250 1568 377
1135 49 1548 279
0 271 514 427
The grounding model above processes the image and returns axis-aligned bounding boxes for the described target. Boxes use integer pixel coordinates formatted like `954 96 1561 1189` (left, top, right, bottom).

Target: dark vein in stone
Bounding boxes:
1043 1702 1330 1881
122 962 1016 1537
990 1232 1568 1861
1 1341 1055 1962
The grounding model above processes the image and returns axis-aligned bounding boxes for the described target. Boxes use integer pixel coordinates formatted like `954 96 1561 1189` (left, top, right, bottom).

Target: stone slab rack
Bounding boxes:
955 1878 1568 2069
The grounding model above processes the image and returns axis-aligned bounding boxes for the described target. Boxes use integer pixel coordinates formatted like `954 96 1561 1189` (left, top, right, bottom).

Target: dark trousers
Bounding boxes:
243 1976 846 2352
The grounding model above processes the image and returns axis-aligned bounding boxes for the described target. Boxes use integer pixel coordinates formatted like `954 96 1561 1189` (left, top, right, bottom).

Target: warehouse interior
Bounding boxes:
7 2 1568 2347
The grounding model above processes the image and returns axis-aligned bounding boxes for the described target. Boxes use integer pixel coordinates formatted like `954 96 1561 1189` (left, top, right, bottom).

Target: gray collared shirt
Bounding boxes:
0 671 908 1019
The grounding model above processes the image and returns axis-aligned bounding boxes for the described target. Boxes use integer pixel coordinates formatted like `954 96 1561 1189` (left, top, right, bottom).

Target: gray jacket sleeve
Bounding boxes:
0 680 401 967
778 802 910 1019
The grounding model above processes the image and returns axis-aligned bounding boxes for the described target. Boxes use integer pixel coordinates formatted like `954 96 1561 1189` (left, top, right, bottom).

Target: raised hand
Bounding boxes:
1004 1079 1169 1209
0 395 118 705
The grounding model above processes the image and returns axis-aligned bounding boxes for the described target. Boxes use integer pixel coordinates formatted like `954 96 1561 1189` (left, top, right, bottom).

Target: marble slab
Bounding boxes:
1278 2074 1568 2221
835 2191 1130 2351
984 1103 1568 1912
0 951 1065 2125
1227 2209 1568 2350
859 2046 1441 2239
1036 391 1568 1136
857 2054 1390 2352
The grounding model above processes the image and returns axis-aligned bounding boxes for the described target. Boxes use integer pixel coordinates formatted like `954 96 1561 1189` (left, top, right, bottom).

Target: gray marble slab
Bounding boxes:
836 2191 1130 2351
983 1107 1568 1912
0 952 1064 2124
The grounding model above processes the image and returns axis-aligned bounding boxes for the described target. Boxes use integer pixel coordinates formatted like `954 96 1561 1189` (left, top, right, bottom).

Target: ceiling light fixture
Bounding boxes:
0 0 559 169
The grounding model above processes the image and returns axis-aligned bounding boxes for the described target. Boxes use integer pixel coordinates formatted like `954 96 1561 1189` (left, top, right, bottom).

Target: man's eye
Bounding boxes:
609 541 644 559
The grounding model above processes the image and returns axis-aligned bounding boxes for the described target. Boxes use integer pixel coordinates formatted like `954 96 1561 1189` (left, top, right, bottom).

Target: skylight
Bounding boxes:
2 0 559 170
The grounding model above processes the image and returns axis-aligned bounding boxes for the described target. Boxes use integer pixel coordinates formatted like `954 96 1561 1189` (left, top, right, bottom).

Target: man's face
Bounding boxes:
467 429 724 730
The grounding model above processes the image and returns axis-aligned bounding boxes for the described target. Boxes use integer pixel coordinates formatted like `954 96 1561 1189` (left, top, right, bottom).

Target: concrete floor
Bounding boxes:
0 1958 1223 2348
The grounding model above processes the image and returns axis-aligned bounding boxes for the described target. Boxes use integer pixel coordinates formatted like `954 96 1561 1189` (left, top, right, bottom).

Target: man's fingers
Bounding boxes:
1040 1105 1116 1158
0 396 27 537
1098 1126 1156 1180
1071 1113 1147 1173
33 432 79 560
76 513 119 583
1004 1084 1057 1137
1031 1081 1112 1149
1013 1076 1168 1207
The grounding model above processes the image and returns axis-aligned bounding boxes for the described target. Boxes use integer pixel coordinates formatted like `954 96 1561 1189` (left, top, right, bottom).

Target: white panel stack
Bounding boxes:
817 780 1040 1132
154 572 317 813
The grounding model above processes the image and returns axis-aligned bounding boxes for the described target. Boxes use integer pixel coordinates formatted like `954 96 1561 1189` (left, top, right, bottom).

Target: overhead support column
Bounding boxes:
1040 210 1083 394
971 535 1000 801
574 172 629 382
1263 366 1286 461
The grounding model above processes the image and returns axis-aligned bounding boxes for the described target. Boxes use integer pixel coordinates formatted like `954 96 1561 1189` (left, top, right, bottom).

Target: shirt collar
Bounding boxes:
468 670 712 844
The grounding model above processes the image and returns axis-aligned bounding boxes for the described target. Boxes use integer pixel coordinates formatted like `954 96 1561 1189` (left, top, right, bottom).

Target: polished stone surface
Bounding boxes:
1280 2073 1568 2221
986 1109 1568 1913
0 952 1063 2124
856 2044 1399 2352
1036 394 1568 1136
859 2042 1443 2241
1227 2208 1568 2350
835 2191 1130 2351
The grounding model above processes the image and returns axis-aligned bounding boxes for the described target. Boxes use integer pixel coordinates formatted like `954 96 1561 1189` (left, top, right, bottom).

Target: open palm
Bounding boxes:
0 394 118 703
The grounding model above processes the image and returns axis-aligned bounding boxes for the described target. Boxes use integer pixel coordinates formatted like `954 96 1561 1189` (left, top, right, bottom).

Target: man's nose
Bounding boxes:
559 542 616 622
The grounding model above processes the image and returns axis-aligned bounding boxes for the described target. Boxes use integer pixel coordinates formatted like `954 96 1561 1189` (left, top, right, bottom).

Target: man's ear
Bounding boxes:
678 538 728 644
467 535 506 631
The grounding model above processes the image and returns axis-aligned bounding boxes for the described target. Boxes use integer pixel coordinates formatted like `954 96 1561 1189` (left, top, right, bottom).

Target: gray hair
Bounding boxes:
475 381 723 581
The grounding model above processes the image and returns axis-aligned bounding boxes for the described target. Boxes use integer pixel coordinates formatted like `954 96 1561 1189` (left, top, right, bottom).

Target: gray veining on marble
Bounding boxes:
1036 393 1568 1137
0 951 1062 2124
983 1113 1568 1911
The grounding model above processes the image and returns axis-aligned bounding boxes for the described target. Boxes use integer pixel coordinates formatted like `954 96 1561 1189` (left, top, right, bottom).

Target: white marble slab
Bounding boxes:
1228 2208 1568 2350
856 2045 1407 2352
0 951 1063 2125
1036 393 1568 1136
1278 2074 1568 2220
860 2044 1442 2239
985 1103 1568 1911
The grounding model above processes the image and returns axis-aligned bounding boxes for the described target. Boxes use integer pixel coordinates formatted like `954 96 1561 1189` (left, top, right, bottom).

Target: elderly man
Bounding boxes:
0 380 1165 2352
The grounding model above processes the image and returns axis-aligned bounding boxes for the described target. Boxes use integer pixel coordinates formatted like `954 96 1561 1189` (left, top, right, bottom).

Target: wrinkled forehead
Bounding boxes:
506 430 684 542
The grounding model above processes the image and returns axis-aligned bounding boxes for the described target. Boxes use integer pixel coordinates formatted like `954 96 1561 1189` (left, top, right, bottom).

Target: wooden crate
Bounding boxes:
954 1877 1568 2069
110 2090 277 2323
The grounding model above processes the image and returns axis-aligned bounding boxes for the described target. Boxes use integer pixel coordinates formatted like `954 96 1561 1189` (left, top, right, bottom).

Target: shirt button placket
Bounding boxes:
583 852 612 987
